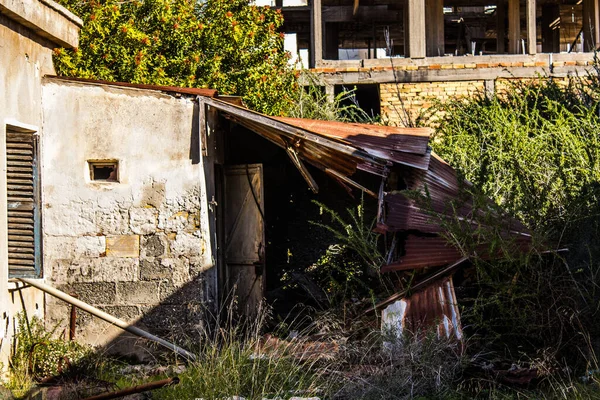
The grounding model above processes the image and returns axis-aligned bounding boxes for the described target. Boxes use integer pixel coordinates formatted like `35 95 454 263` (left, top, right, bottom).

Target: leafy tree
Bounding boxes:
54 0 298 115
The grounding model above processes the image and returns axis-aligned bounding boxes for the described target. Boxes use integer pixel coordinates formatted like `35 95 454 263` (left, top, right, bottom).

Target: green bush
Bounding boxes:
430 77 600 233
425 70 600 379
54 0 297 116
7 313 91 398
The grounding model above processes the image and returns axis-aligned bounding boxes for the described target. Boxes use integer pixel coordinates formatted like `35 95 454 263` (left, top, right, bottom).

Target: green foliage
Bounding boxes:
310 199 384 271
306 244 372 307
153 304 330 400
53 0 297 115
7 312 91 398
288 73 382 123
425 69 600 378
303 199 394 314
429 77 600 233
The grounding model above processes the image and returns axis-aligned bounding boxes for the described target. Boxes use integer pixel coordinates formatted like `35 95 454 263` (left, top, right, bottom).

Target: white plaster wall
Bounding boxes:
0 13 61 372
41 80 214 356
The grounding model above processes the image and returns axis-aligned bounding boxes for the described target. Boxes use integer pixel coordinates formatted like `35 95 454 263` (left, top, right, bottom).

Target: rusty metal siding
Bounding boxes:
6 131 41 277
46 76 218 98
274 116 432 170
382 276 463 340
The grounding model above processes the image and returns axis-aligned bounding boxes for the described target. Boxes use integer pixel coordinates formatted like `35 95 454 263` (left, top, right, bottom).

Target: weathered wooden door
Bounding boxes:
223 164 265 315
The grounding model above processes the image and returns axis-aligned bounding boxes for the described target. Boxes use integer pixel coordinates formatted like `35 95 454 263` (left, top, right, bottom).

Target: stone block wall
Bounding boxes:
41 79 214 356
44 189 206 340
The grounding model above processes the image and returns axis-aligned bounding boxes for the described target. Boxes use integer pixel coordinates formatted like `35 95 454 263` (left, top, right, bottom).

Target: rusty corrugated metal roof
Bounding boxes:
201 96 531 274
46 76 219 98
202 97 393 196
274 117 432 170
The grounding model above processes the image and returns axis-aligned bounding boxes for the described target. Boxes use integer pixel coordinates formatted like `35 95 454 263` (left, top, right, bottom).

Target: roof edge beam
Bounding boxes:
286 146 319 193
203 97 388 168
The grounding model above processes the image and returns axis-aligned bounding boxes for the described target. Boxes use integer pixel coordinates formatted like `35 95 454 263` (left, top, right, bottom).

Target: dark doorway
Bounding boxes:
334 84 381 120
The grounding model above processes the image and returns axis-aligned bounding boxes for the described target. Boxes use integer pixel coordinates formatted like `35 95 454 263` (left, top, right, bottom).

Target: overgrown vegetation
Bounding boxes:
420 66 600 395
153 304 330 400
6 313 91 398
287 74 381 123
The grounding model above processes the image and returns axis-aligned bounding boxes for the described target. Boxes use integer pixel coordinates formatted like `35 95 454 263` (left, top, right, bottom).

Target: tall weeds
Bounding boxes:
288 72 381 124
153 303 332 400
426 69 600 382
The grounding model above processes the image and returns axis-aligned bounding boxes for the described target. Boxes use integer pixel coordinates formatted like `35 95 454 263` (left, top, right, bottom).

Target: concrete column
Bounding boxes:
407 0 426 58
497 0 506 53
526 0 536 54
484 79 496 99
542 4 560 53
310 0 323 67
426 0 445 56
583 0 600 51
325 85 335 104
403 3 409 56
508 0 520 53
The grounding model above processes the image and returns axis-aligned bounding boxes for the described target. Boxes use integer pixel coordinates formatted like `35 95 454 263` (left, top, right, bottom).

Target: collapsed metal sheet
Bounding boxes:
381 276 463 340
203 96 531 273
274 117 433 170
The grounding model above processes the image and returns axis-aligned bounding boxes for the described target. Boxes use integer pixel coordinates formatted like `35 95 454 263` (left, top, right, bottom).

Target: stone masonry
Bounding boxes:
41 79 213 357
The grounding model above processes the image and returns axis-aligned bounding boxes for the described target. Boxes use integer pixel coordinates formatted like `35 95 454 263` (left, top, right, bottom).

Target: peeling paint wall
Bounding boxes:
41 80 214 357
0 1 80 372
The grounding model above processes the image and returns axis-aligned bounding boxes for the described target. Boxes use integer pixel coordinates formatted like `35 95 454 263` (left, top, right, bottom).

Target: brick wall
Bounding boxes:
380 81 485 125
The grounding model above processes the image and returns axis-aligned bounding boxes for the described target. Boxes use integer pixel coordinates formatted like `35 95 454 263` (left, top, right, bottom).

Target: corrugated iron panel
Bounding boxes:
204 98 396 184
381 236 463 272
47 76 219 98
381 276 463 340
382 234 533 273
274 117 431 155
275 116 432 170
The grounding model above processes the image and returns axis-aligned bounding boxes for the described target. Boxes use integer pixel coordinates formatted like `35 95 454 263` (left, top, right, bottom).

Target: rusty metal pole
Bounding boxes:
17 278 196 361
69 293 78 341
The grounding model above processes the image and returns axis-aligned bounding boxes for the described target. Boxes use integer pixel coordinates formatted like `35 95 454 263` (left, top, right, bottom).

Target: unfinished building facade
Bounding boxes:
277 0 598 123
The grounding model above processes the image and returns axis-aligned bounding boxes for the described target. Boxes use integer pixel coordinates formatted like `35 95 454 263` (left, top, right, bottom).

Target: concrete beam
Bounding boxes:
307 65 588 86
407 0 426 58
0 0 81 48
322 5 401 22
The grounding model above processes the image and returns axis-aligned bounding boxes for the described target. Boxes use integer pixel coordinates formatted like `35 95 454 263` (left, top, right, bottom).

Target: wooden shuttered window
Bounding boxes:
6 130 41 277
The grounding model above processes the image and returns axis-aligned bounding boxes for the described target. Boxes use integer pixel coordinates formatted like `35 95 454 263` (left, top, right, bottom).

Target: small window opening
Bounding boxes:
89 160 119 182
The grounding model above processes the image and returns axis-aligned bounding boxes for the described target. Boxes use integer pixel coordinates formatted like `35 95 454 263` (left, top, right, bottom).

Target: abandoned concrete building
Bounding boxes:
274 0 599 124
1 0 537 369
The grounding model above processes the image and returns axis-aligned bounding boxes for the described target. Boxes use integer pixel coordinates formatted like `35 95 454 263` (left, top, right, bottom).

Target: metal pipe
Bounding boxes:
82 377 180 400
69 293 78 341
17 278 196 361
